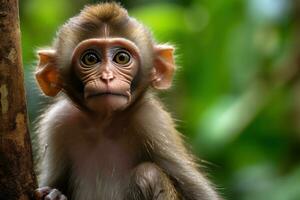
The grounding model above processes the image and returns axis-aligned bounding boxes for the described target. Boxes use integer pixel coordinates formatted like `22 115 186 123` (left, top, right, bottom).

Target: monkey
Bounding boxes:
33 2 221 200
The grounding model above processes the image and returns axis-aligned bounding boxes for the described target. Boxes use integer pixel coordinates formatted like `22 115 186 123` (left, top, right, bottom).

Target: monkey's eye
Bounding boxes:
81 51 100 66
113 51 131 65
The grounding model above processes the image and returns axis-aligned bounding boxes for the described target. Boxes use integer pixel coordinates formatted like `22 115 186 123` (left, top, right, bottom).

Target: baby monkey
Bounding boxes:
34 3 220 200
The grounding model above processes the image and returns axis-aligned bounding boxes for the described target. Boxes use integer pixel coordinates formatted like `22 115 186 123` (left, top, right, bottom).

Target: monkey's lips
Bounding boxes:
86 92 127 99
85 91 131 112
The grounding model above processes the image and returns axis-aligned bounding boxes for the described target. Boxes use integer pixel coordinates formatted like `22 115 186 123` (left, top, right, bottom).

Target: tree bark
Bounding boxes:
0 0 37 199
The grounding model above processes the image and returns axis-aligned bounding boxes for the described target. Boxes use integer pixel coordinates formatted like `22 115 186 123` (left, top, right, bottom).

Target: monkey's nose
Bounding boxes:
100 71 115 82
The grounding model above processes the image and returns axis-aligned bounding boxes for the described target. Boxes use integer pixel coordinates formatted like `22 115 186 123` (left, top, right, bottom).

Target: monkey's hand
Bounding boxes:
34 186 67 200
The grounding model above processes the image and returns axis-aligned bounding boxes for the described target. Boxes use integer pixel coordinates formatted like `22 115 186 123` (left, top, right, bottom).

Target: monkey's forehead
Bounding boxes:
60 2 132 39
56 4 151 46
56 18 152 53
52 3 155 69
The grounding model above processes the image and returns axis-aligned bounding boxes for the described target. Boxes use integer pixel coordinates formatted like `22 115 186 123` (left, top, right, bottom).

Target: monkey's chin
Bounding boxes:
85 94 129 114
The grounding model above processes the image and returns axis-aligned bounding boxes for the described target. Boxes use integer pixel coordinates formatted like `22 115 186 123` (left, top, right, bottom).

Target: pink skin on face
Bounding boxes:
71 38 141 114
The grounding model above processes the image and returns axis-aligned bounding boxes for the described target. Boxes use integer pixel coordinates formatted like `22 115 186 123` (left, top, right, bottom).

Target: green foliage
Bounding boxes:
20 0 299 199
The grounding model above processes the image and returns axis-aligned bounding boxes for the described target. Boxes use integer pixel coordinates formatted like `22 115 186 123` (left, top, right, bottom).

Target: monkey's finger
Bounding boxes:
59 195 67 200
34 187 51 199
45 189 61 200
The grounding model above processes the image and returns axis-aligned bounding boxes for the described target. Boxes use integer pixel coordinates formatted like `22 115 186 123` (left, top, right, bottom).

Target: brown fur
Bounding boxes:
35 3 221 200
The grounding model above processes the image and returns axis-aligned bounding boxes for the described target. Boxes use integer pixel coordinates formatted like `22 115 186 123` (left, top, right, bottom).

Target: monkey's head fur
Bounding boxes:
35 2 175 116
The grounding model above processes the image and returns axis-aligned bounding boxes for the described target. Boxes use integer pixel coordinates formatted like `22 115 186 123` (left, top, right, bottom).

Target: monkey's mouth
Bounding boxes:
86 92 127 99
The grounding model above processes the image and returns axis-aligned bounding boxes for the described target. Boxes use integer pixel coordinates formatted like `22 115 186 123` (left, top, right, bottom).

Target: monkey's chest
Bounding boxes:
68 129 141 178
69 135 139 200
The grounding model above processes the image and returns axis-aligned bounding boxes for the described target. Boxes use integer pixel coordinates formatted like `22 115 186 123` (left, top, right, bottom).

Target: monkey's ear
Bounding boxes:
151 44 175 90
35 49 62 97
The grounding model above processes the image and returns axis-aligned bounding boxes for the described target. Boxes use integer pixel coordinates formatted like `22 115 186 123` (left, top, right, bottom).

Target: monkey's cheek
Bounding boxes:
85 95 129 112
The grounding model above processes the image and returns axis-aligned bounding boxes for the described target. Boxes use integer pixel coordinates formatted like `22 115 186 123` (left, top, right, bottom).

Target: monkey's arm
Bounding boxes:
136 99 221 200
35 142 70 200
35 101 72 199
38 131 70 191
35 135 70 200
152 133 220 200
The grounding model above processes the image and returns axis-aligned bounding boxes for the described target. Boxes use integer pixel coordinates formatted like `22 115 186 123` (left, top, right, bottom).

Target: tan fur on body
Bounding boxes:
35 3 221 200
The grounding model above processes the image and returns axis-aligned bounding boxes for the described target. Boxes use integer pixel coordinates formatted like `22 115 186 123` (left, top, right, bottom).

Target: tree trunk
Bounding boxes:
0 0 37 199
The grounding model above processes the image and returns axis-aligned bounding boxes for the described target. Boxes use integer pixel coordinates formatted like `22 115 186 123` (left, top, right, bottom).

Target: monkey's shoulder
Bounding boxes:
37 98 87 133
131 97 177 132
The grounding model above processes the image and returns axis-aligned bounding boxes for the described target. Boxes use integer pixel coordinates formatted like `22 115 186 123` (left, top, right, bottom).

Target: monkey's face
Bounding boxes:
71 38 140 113
36 30 174 115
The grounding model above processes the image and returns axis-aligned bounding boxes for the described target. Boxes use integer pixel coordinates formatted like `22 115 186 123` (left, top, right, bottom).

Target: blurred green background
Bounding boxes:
20 0 300 199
